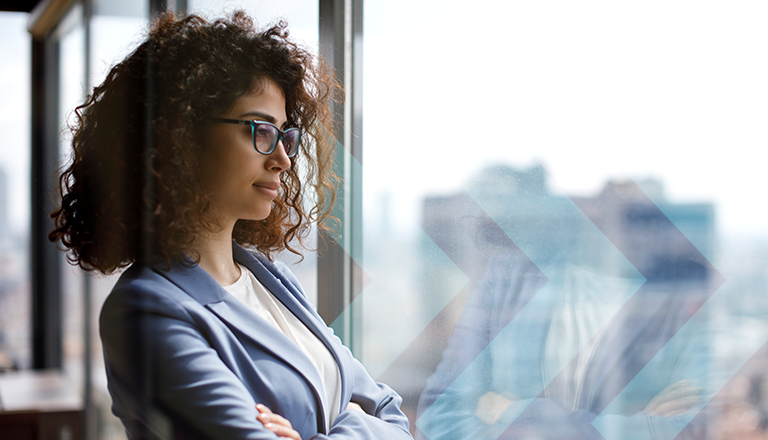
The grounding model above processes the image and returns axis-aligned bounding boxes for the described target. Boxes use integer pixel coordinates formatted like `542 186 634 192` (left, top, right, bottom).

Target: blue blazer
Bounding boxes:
100 243 412 440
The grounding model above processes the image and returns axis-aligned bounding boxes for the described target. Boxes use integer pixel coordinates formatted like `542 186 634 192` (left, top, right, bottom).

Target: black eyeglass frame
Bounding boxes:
209 118 301 158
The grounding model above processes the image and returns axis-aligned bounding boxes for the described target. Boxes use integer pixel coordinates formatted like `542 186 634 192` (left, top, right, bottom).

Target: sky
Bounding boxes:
361 0 768 239
1 0 767 239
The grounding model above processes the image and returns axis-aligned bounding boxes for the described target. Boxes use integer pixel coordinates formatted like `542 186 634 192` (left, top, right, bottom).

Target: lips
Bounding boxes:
253 181 280 191
253 181 280 198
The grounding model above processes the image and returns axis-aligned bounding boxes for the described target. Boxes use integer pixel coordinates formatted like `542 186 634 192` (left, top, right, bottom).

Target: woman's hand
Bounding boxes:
644 380 702 417
256 404 301 440
475 391 515 425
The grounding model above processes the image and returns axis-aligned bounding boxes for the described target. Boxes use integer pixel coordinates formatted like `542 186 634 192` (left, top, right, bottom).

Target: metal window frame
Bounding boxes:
317 0 364 355
30 27 62 371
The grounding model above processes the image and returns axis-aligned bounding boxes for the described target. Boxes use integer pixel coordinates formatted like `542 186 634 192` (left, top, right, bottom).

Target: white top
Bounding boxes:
543 265 637 410
222 263 342 427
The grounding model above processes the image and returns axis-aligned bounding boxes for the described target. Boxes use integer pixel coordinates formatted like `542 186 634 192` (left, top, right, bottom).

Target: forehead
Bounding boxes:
228 78 287 122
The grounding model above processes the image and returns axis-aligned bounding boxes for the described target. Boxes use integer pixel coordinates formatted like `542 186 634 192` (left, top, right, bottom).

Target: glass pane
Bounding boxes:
90 0 149 88
57 2 86 381
0 12 31 372
189 0 318 49
362 1 768 438
87 3 149 439
188 0 320 305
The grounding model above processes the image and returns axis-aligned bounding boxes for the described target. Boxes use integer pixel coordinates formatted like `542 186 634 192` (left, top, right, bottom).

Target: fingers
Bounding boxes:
256 404 301 440
262 422 300 440
651 395 700 416
645 380 702 417
258 411 292 430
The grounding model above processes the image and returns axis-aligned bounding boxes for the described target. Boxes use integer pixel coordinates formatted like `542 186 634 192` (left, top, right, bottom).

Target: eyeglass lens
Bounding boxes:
253 124 300 156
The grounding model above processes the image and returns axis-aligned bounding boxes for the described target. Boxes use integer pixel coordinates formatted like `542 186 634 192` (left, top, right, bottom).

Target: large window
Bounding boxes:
21 1 768 439
359 1 768 438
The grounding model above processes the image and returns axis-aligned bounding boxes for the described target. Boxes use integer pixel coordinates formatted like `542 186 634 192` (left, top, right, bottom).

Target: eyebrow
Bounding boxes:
237 111 287 128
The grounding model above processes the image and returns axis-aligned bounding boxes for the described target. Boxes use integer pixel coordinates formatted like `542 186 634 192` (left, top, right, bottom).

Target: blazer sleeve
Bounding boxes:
315 345 412 440
101 276 281 440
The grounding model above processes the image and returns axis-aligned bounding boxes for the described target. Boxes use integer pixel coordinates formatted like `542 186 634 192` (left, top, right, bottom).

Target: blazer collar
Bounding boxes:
155 243 335 348
159 256 225 305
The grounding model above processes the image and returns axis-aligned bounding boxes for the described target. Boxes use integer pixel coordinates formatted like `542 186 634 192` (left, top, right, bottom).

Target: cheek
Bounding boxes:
200 154 238 200
201 143 240 189
208 162 239 193
199 157 221 191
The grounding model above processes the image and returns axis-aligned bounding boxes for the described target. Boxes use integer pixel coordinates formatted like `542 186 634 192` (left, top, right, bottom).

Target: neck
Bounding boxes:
191 220 241 286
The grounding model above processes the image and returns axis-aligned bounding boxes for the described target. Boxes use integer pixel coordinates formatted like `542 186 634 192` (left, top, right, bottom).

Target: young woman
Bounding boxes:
50 11 412 440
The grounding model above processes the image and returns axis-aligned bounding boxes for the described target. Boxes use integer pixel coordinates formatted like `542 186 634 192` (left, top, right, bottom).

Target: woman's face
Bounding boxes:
201 78 292 225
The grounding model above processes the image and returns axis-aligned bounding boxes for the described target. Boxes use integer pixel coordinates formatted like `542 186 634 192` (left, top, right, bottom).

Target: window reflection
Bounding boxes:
361 2 768 438
364 165 768 439
417 166 722 439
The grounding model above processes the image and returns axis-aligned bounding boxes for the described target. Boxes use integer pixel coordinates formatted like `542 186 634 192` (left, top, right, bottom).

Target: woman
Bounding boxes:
50 11 412 440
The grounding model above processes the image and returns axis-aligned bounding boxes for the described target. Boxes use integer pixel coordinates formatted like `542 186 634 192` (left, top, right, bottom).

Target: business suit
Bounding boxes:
100 243 412 440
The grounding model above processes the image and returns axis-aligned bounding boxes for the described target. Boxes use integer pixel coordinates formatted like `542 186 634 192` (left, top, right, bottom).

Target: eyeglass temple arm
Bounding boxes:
210 118 253 126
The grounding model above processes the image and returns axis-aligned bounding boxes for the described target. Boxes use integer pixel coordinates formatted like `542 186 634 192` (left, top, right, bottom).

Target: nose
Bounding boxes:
268 139 291 171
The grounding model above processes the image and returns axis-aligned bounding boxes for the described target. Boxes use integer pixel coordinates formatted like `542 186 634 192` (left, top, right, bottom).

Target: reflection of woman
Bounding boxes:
417 250 710 440
50 12 411 440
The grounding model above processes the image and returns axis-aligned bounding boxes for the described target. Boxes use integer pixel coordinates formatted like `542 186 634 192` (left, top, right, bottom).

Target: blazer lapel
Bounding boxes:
206 298 326 397
155 255 328 424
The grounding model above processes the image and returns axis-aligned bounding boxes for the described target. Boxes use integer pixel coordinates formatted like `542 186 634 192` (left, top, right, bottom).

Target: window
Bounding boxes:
359 1 768 438
22 1 768 438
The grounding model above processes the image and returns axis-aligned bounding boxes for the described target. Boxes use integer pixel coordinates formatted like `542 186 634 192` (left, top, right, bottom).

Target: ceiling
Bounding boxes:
0 0 43 13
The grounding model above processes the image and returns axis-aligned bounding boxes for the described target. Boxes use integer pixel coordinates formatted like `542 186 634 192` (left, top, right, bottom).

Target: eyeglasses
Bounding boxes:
210 118 301 158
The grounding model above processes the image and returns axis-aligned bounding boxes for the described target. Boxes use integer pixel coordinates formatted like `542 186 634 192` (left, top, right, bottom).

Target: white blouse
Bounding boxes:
223 263 342 427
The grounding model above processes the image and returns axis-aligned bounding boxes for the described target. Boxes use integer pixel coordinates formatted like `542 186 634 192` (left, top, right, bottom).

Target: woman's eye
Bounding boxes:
255 126 271 139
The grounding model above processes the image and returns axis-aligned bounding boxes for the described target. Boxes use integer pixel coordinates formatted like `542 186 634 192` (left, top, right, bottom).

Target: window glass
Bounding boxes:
188 0 320 305
57 3 86 391
86 3 149 439
90 0 149 88
0 12 31 372
362 1 768 438
189 0 319 48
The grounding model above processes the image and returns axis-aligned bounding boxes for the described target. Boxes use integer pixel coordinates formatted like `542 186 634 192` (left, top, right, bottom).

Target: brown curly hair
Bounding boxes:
49 11 341 274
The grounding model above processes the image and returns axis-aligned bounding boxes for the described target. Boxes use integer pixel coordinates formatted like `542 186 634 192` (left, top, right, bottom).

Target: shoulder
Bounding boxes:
100 264 199 326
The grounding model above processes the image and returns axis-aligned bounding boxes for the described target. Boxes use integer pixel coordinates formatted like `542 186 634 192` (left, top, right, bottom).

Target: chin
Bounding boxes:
250 208 273 222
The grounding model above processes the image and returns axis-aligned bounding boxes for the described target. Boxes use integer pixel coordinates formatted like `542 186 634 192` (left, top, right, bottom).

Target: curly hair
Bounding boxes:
49 11 341 274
